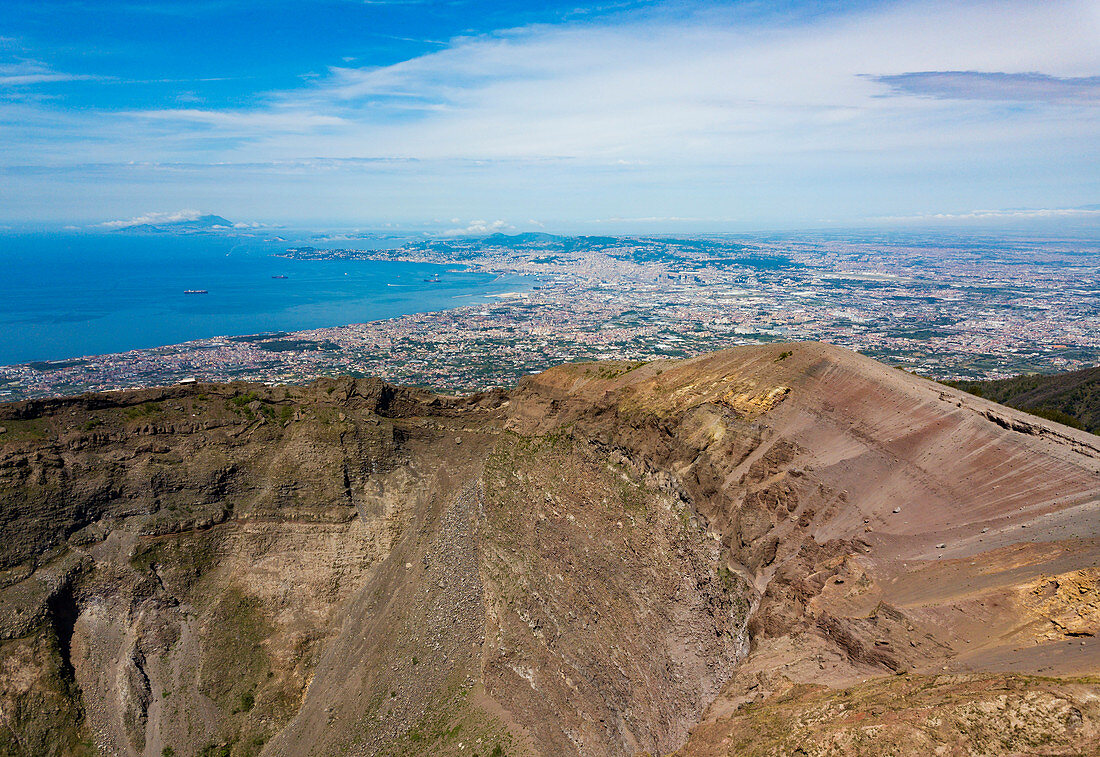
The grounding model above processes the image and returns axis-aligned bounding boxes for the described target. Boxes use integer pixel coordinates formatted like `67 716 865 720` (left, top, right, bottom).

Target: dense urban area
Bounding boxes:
2 232 1098 400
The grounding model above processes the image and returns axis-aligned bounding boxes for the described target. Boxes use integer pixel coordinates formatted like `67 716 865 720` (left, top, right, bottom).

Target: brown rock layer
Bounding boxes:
0 343 1097 756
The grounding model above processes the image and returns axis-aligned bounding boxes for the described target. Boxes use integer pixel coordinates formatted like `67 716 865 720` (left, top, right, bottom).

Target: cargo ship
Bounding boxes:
183 289 208 294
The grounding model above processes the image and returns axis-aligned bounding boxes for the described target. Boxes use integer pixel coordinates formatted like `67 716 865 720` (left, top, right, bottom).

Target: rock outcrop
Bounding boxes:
0 343 1097 756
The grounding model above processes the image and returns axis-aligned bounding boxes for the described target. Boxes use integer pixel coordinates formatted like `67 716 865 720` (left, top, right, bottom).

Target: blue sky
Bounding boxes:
2 0 1099 233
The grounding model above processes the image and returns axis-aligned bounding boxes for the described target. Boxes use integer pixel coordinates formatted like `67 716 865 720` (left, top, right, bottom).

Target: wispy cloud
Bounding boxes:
240 0 1100 164
874 207 1100 223
122 108 348 133
871 71 1100 104
0 60 100 87
14 1 1100 165
589 216 707 224
4 0 1100 226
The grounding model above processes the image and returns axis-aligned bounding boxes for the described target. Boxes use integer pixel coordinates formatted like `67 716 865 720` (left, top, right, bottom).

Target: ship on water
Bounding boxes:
272 275 288 279
183 289 208 294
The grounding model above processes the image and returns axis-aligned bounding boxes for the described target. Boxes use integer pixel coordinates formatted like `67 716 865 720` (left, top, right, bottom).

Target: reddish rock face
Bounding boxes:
1 343 1098 756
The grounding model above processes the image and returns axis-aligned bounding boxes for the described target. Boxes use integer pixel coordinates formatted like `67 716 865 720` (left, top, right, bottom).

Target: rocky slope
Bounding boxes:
0 342 1098 756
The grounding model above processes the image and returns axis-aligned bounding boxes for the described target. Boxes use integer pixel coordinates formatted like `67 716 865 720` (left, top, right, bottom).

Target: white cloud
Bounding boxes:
0 60 100 87
236 0 1100 164
5 0 1100 226
439 219 513 236
99 209 205 229
29 0 1093 168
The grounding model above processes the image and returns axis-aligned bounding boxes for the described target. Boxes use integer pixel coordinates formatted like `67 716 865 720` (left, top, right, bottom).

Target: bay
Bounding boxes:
0 232 526 365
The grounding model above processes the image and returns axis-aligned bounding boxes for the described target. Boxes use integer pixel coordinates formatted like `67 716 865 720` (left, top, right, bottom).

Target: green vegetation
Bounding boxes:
581 360 647 380
258 339 340 352
1027 407 1083 428
124 401 163 419
775 350 792 362
192 588 280 757
226 332 289 343
717 565 750 619
130 533 221 594
0 418 49 442
226 391 292 422
381 676 516 757
199 589 271 709
26 359 90 372
717 564 737 592
0 627 94 757
945 365 1100 434
130 544 160 575
229 392 260 407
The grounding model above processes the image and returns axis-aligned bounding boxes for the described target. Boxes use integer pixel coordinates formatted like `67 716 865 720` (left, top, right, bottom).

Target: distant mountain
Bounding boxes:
945 364 1100 434
483 231 562 246
112 214 235 234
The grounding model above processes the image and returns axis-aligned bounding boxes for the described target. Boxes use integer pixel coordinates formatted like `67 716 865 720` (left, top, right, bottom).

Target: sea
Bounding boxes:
0 232 529 366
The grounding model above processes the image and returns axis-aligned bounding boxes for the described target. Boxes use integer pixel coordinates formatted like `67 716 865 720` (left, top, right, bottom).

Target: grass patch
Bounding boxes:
124 402 162 419
130 533 221 594
199 588 271 711
0 418 49 442
0 628 95 756
583 361 647 381
230 392 260 407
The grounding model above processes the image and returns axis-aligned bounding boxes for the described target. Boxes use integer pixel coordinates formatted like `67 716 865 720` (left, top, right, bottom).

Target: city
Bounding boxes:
2 233 1097 400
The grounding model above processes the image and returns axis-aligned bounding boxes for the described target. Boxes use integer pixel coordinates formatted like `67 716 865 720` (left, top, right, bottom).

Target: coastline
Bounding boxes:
0 232 531 366
1 232 1098 402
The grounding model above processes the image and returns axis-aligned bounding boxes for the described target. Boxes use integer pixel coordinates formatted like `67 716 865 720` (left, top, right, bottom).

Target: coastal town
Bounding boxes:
1 233 1097 400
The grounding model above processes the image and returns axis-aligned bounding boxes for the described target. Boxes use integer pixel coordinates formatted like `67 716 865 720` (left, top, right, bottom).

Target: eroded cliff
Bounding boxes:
1 343 1098 756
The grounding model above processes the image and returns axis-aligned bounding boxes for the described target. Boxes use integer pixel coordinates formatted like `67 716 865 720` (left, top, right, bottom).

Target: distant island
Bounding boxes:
107 212 236 234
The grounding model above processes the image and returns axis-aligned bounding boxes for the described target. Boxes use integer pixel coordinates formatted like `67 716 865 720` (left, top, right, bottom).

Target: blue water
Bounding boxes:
0 232 527 365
